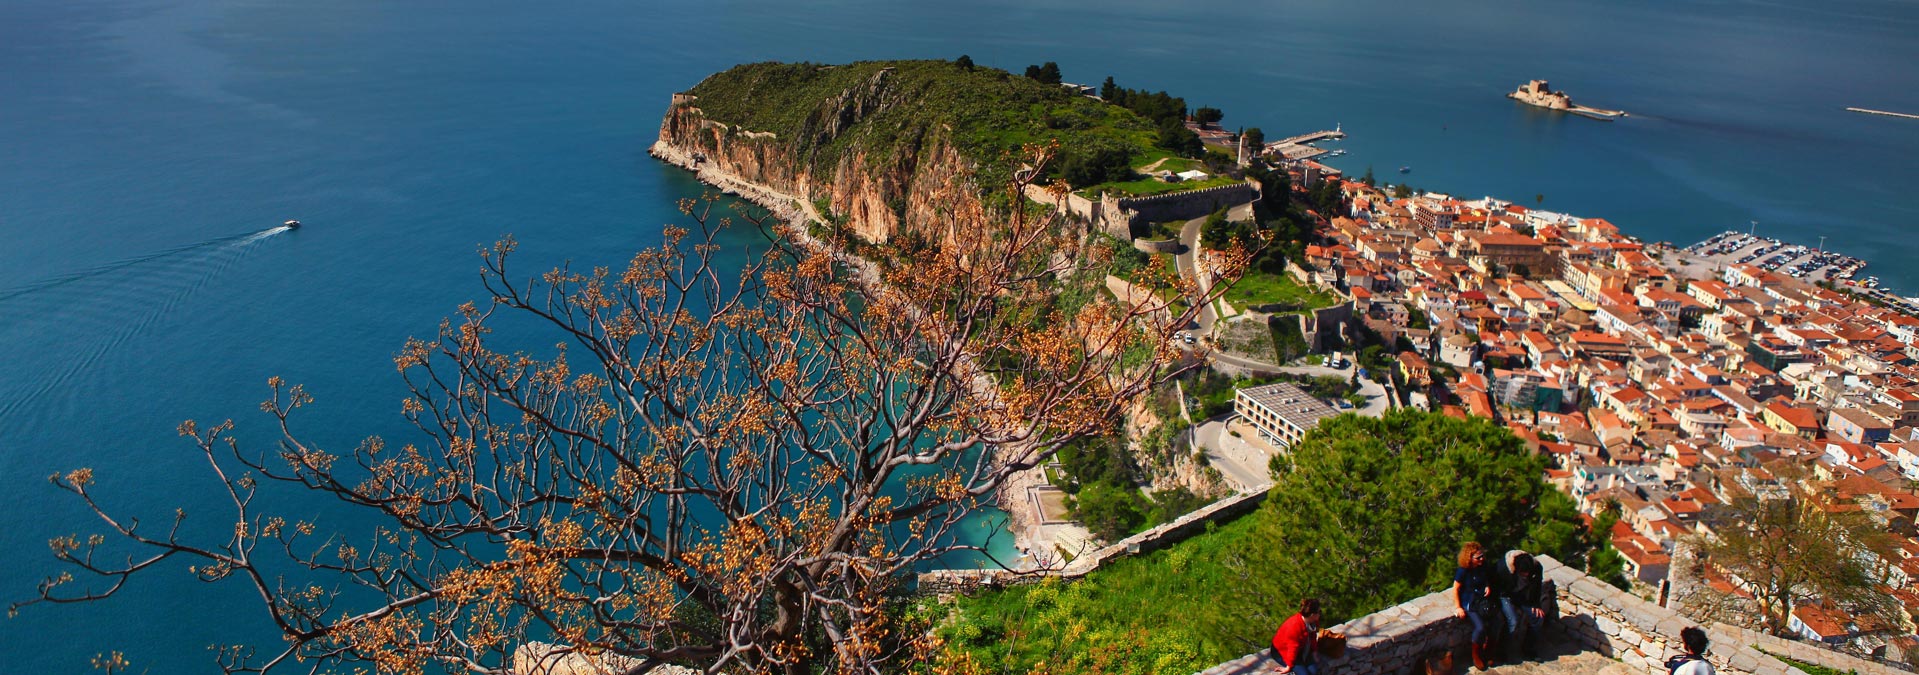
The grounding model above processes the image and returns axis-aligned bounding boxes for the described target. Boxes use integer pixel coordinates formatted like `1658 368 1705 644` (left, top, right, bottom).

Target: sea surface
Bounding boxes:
2 0 1916 670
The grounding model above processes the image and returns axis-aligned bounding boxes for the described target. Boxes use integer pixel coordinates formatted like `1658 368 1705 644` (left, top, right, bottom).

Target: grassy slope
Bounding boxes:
1221 270 1342 314
683 60 1161 193
937 515 1263 674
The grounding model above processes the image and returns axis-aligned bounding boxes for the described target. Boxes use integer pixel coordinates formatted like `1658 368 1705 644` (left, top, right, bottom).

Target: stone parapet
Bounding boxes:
1197 553 1903 675
918 488 1269 594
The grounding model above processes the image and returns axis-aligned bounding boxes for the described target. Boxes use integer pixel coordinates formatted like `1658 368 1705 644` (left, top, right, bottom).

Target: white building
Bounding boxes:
1234 382 1342 449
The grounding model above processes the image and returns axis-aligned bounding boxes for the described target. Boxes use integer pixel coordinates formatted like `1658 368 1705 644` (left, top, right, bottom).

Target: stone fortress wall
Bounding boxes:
1198 553 1901 675
1025 181 1258 240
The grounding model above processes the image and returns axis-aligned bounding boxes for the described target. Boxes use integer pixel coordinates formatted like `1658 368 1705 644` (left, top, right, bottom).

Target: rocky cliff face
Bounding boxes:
653 68 988 245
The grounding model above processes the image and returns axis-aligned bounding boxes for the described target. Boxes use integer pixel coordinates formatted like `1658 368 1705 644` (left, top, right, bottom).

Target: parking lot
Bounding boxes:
1684 231 1871 285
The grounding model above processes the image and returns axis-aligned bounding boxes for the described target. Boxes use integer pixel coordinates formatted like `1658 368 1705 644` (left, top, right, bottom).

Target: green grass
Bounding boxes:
938 516 1265 674
1220 270 1341 314
1140 156 1203 174
1079 174 1239 198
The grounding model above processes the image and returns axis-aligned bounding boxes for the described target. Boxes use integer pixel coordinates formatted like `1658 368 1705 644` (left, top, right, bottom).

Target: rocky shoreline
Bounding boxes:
647 139 1049 570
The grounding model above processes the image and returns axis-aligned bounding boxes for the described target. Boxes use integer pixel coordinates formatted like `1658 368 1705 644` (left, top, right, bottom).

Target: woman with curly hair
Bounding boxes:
1452 542 1497 670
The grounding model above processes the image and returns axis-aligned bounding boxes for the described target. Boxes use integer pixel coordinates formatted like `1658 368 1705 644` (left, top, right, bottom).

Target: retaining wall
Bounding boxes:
1134 237 1185 254
917 488 1269 595
1199 553 1895 675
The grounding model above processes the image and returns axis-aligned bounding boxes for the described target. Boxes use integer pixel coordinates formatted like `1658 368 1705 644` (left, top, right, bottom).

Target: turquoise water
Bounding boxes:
2 0 1916 670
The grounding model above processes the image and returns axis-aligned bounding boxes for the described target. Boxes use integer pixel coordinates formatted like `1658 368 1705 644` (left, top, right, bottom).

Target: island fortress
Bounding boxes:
1511 80 1576 110
1509 79 1628 119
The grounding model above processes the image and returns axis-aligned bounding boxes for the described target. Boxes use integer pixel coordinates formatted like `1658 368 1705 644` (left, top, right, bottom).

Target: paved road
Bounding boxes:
1174 201 1256 335
1174 214 1215 332
1192 415 1274 492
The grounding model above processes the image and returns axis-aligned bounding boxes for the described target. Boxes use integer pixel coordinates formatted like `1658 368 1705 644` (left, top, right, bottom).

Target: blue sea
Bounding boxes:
2 0 1916 670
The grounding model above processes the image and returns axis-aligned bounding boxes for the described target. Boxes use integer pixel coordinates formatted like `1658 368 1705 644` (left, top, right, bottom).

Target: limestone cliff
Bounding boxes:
650 60 1162 244
653 66 984 244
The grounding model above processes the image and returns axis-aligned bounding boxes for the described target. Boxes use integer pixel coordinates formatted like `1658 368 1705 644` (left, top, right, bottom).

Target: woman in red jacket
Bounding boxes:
1269 597 1323 674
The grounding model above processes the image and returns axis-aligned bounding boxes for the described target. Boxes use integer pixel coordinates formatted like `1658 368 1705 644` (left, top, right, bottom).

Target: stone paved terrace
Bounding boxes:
1199 553 1901 675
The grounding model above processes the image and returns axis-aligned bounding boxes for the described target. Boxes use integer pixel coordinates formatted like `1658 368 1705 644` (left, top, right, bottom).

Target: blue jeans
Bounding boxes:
1267 648 1319 675
1502 598 1543 635
1464 607 1486 642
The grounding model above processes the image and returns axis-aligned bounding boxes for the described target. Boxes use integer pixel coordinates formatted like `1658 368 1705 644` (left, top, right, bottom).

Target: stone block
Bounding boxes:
1620 601 1675 629
1569 576 1617 604
1785 642 1818 662
1727 649 1760 672
1621 649 1654 671
1654 615 1691 638
1595 615 1621 636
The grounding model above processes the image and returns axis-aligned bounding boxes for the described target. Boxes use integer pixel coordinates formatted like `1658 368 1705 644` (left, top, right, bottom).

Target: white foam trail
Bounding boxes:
0 224 294 423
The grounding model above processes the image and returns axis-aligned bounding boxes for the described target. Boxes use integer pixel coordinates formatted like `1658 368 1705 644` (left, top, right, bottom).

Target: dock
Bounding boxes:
1847 107 1919 121
1272 129 1346 146
1263 128 1346 161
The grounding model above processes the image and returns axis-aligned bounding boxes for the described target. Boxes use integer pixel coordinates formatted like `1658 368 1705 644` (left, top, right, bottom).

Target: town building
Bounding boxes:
1234 382 1342 449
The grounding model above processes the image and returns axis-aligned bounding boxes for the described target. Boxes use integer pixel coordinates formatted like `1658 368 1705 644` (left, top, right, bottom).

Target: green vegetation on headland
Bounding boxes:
682 59 1226 198
936 410 1601 674
1221 269 1339 314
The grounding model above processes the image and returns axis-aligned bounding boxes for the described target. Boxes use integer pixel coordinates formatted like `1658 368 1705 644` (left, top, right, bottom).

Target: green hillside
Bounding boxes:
683 60 1176 193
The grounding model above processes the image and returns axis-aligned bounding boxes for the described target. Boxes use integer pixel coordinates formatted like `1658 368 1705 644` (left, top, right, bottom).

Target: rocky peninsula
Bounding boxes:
650 60 1207 563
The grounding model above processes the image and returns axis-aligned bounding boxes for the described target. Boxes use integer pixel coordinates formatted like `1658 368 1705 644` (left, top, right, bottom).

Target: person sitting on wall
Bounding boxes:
1499 551 1549 658
1269 597 1323 674
1664 626 1715 675
1452 542 1499 671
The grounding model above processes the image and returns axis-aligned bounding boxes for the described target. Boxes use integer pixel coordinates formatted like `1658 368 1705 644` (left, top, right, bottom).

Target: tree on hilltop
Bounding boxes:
17 148 1246 675
1025 62 1062 85
1192 106 1223 126
954 54 975 70
1207 410 1590 641
1040 62 1063 85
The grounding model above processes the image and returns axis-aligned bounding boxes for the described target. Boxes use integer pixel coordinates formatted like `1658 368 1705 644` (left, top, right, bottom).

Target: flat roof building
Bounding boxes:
1235 382 1342 449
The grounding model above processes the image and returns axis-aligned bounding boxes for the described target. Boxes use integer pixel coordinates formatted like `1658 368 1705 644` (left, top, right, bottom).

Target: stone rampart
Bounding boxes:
918 488 1269 595
1198 553 1894 675
1023 181 1257 240
1305 301 1354 352
1117 183 1256 227
1134 237 1185 255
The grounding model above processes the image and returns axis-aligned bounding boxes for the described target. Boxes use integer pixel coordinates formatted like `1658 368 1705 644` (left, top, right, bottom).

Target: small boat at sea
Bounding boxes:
1398 166 1411 174
284 220 302 230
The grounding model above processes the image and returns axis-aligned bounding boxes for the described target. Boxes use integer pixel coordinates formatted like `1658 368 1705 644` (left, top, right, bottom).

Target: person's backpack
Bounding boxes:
1663 653 1704 674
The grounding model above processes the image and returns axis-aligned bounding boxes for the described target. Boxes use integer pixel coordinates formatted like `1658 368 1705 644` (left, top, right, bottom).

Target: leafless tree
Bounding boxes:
16 148 1244 675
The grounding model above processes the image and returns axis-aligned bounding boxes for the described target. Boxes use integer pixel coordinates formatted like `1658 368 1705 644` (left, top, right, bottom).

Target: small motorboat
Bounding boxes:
1398 166 1411 174
284 219 302 230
